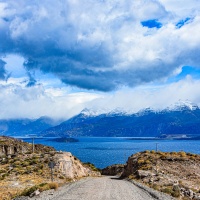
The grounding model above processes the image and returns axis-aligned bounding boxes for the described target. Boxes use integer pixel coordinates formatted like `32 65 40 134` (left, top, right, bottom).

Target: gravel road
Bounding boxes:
25 176 174 200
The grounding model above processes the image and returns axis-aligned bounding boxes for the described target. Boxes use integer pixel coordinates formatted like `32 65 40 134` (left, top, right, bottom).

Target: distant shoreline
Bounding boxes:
11 135 200 140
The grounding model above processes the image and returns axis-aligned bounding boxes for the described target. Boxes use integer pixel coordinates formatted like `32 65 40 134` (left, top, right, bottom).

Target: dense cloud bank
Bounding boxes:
0 0 200 90
1 76 200 119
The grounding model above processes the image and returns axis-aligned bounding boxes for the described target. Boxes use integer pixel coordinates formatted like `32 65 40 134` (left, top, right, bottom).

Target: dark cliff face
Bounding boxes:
41 106 200 138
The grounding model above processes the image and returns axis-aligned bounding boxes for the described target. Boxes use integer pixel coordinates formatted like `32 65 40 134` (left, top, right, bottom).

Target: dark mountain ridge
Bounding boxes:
0 116 59 136
41 104 200 138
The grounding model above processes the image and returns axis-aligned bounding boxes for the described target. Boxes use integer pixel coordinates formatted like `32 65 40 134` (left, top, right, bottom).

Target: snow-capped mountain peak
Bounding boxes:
81 108 131 117
80 100 199 118
80 108 106 116
166 100 199 111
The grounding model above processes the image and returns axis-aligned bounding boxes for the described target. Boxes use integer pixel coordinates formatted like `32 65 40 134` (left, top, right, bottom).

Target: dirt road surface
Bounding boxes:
32 176 174 200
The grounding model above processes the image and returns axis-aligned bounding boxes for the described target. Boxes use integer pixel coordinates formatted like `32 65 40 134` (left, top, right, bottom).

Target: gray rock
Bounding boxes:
193 195 200 200
137 170 155 178
30 189 40 197
188 189 194 198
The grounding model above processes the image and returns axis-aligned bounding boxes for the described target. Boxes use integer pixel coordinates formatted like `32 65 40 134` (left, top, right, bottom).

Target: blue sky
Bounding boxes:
0 0 200 119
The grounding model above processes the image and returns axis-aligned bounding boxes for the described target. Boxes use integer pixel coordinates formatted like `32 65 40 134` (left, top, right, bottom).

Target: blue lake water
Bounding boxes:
21 137 200 169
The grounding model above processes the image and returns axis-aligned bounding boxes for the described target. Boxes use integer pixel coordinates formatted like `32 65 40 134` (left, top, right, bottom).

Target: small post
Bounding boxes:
48 161 56 182
29 134 36 153
51 167 53 182
32 137 35 153
156 143 159 152
155 143 159 174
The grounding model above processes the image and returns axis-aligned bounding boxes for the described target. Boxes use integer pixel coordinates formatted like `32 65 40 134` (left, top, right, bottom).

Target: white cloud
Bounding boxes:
0 76 200 119
0 83 101 119
87 76 200 113
160 0 200 19
0 0 200 91
0 0 200 120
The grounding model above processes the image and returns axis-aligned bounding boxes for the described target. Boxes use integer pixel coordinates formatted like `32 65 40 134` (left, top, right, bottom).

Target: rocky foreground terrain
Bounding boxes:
102 151 200 200
1 136 200 200
0 136 100 200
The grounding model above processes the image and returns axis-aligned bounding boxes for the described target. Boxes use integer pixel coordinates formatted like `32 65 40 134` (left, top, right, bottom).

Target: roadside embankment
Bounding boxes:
0 136 100 200
102 150 200 200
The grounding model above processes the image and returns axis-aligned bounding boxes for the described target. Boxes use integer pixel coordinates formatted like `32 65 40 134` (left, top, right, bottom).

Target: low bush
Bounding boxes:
19 182 58 197
152 184 159 191
172 190 180 197
161 187 173 195
48 182 58 190
20 185 38 196
21 161 30 167
137 159 145 164
179 151 187 157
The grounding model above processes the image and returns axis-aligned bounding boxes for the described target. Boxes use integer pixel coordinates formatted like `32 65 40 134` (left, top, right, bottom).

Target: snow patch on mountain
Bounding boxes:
81 108 132 117
166 100 199 111
81 100 199 117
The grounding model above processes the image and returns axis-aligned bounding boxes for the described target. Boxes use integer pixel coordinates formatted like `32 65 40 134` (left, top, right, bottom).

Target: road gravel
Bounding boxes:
25 176 174 200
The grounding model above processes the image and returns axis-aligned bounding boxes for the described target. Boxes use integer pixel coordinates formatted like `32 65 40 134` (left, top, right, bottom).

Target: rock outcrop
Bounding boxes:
0 136 55 157
101 164 124 176
53 152 100 179
0 136 100 199
103 151 200 199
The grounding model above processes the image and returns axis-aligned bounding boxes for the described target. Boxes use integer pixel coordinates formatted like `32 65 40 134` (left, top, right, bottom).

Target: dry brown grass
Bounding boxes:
126 151 200 199
0 153 68 199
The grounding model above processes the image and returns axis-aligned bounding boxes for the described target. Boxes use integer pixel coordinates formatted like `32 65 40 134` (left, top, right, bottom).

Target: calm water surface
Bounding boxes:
21 137 200 169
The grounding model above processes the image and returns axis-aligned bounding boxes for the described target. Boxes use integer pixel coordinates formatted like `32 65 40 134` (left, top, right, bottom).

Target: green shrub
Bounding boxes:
21 161 30 167
13 161 21 167
30 159 38 165
162 187 173 195
37 183 50 192
2 173 9 178
20 182 58 196
179 151 187 157
137 159 145 164
144 160 151 164
152 184 159 190
84 162 100 171
172 190 180 197
20 185 39 196
0 169 7 173
39 184 50 192
38 164 44 169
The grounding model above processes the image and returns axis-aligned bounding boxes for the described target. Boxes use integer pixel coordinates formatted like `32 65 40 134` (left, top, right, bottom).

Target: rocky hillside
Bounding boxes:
102 151 200 200
0 136 55 156
0 136 100 200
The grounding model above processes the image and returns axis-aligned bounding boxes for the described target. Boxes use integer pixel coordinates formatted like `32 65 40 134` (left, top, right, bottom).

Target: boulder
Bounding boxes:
53 152 100 179
137 170 155 178
30 189 40 197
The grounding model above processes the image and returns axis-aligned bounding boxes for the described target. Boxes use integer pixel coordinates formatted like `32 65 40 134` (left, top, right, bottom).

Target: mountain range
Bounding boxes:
41 102 200 138
1 101 200 138
0 117 58 136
